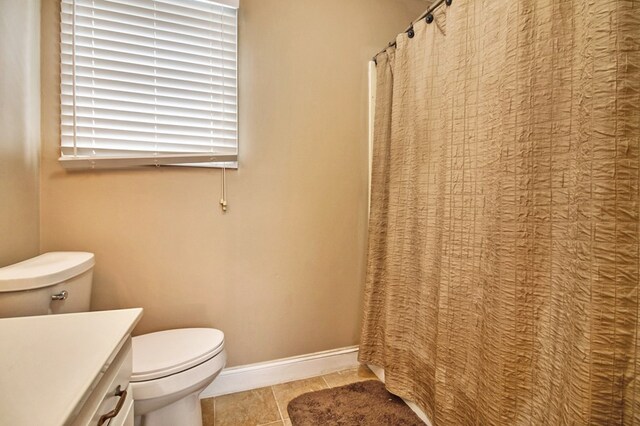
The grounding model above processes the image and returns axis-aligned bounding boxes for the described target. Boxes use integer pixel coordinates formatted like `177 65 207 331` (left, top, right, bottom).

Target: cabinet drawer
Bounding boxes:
72 338 132 426
103 385 133 426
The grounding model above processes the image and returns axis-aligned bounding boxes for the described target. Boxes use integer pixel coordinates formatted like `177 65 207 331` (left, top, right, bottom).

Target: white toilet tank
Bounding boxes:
0 252 95 318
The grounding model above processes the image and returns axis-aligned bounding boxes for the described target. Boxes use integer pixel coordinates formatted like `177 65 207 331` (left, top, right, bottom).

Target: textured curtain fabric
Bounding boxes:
359 1 640 424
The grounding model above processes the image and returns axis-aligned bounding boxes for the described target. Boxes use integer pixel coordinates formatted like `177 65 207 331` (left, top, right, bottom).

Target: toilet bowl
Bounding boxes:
0 252 225 426
131 328 226 426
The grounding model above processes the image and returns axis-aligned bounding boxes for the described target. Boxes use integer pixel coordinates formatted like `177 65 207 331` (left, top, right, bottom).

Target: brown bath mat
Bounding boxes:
287 380 424 425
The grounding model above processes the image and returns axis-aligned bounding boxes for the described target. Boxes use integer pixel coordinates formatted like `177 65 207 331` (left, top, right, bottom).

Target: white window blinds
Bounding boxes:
60 0 239 169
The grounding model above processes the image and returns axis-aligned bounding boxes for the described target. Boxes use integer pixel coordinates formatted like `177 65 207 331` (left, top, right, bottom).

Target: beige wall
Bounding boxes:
0 0 40 267
40 0 424 366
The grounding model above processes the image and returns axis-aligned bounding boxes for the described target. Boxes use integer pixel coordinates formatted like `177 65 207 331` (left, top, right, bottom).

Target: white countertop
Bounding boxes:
0 308 143 426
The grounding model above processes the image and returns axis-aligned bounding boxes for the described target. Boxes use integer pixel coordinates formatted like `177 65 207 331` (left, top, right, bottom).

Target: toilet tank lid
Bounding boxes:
0 252 95 292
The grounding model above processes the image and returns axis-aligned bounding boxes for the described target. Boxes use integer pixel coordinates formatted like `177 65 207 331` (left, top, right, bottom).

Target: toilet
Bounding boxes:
0 252 226 426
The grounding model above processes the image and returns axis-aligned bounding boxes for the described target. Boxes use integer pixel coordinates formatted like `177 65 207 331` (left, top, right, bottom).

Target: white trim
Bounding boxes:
200 346 360 398
368 60 377 217
367 364 433 426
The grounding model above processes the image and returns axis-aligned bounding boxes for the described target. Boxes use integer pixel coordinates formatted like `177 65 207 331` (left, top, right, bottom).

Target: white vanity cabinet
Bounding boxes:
0 308 142 426
72 338 134 426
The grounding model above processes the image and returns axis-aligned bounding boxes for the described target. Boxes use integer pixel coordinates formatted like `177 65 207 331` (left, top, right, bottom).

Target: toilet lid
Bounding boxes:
131 328 224 382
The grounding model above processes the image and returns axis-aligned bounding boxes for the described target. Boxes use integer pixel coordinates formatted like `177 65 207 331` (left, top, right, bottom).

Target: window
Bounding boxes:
60 0 239 169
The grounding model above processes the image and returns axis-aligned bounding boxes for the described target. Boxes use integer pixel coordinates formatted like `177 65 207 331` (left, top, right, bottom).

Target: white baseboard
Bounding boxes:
201 346 360 399
367 364 433 426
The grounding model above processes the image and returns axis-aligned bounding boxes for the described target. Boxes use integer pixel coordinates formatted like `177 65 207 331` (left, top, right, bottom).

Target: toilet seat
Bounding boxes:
132 328 224 382
131 347 227 418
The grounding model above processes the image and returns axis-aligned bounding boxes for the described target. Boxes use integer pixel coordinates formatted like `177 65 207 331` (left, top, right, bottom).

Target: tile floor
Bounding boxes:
201 365 379 426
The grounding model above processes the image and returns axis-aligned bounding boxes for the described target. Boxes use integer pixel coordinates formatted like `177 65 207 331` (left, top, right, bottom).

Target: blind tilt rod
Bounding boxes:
372 0 450 62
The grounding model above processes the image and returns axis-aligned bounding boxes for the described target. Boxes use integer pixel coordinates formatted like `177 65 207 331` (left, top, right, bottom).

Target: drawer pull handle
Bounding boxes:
97 385 127 426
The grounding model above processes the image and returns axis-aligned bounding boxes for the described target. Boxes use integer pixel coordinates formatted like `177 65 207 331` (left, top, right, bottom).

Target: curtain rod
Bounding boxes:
372 0 451 63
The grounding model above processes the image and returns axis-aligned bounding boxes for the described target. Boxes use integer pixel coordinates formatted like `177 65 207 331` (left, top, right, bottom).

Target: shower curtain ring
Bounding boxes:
407 26 415 38
425 13 434 24
445 0 452 5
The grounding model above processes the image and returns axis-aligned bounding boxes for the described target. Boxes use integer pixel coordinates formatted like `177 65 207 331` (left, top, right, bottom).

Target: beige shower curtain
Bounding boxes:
359 1 640 424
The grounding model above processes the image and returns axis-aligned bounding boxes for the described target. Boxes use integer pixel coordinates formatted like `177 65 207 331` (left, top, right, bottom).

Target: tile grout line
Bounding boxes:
270 385 285 424
321 375 331 388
